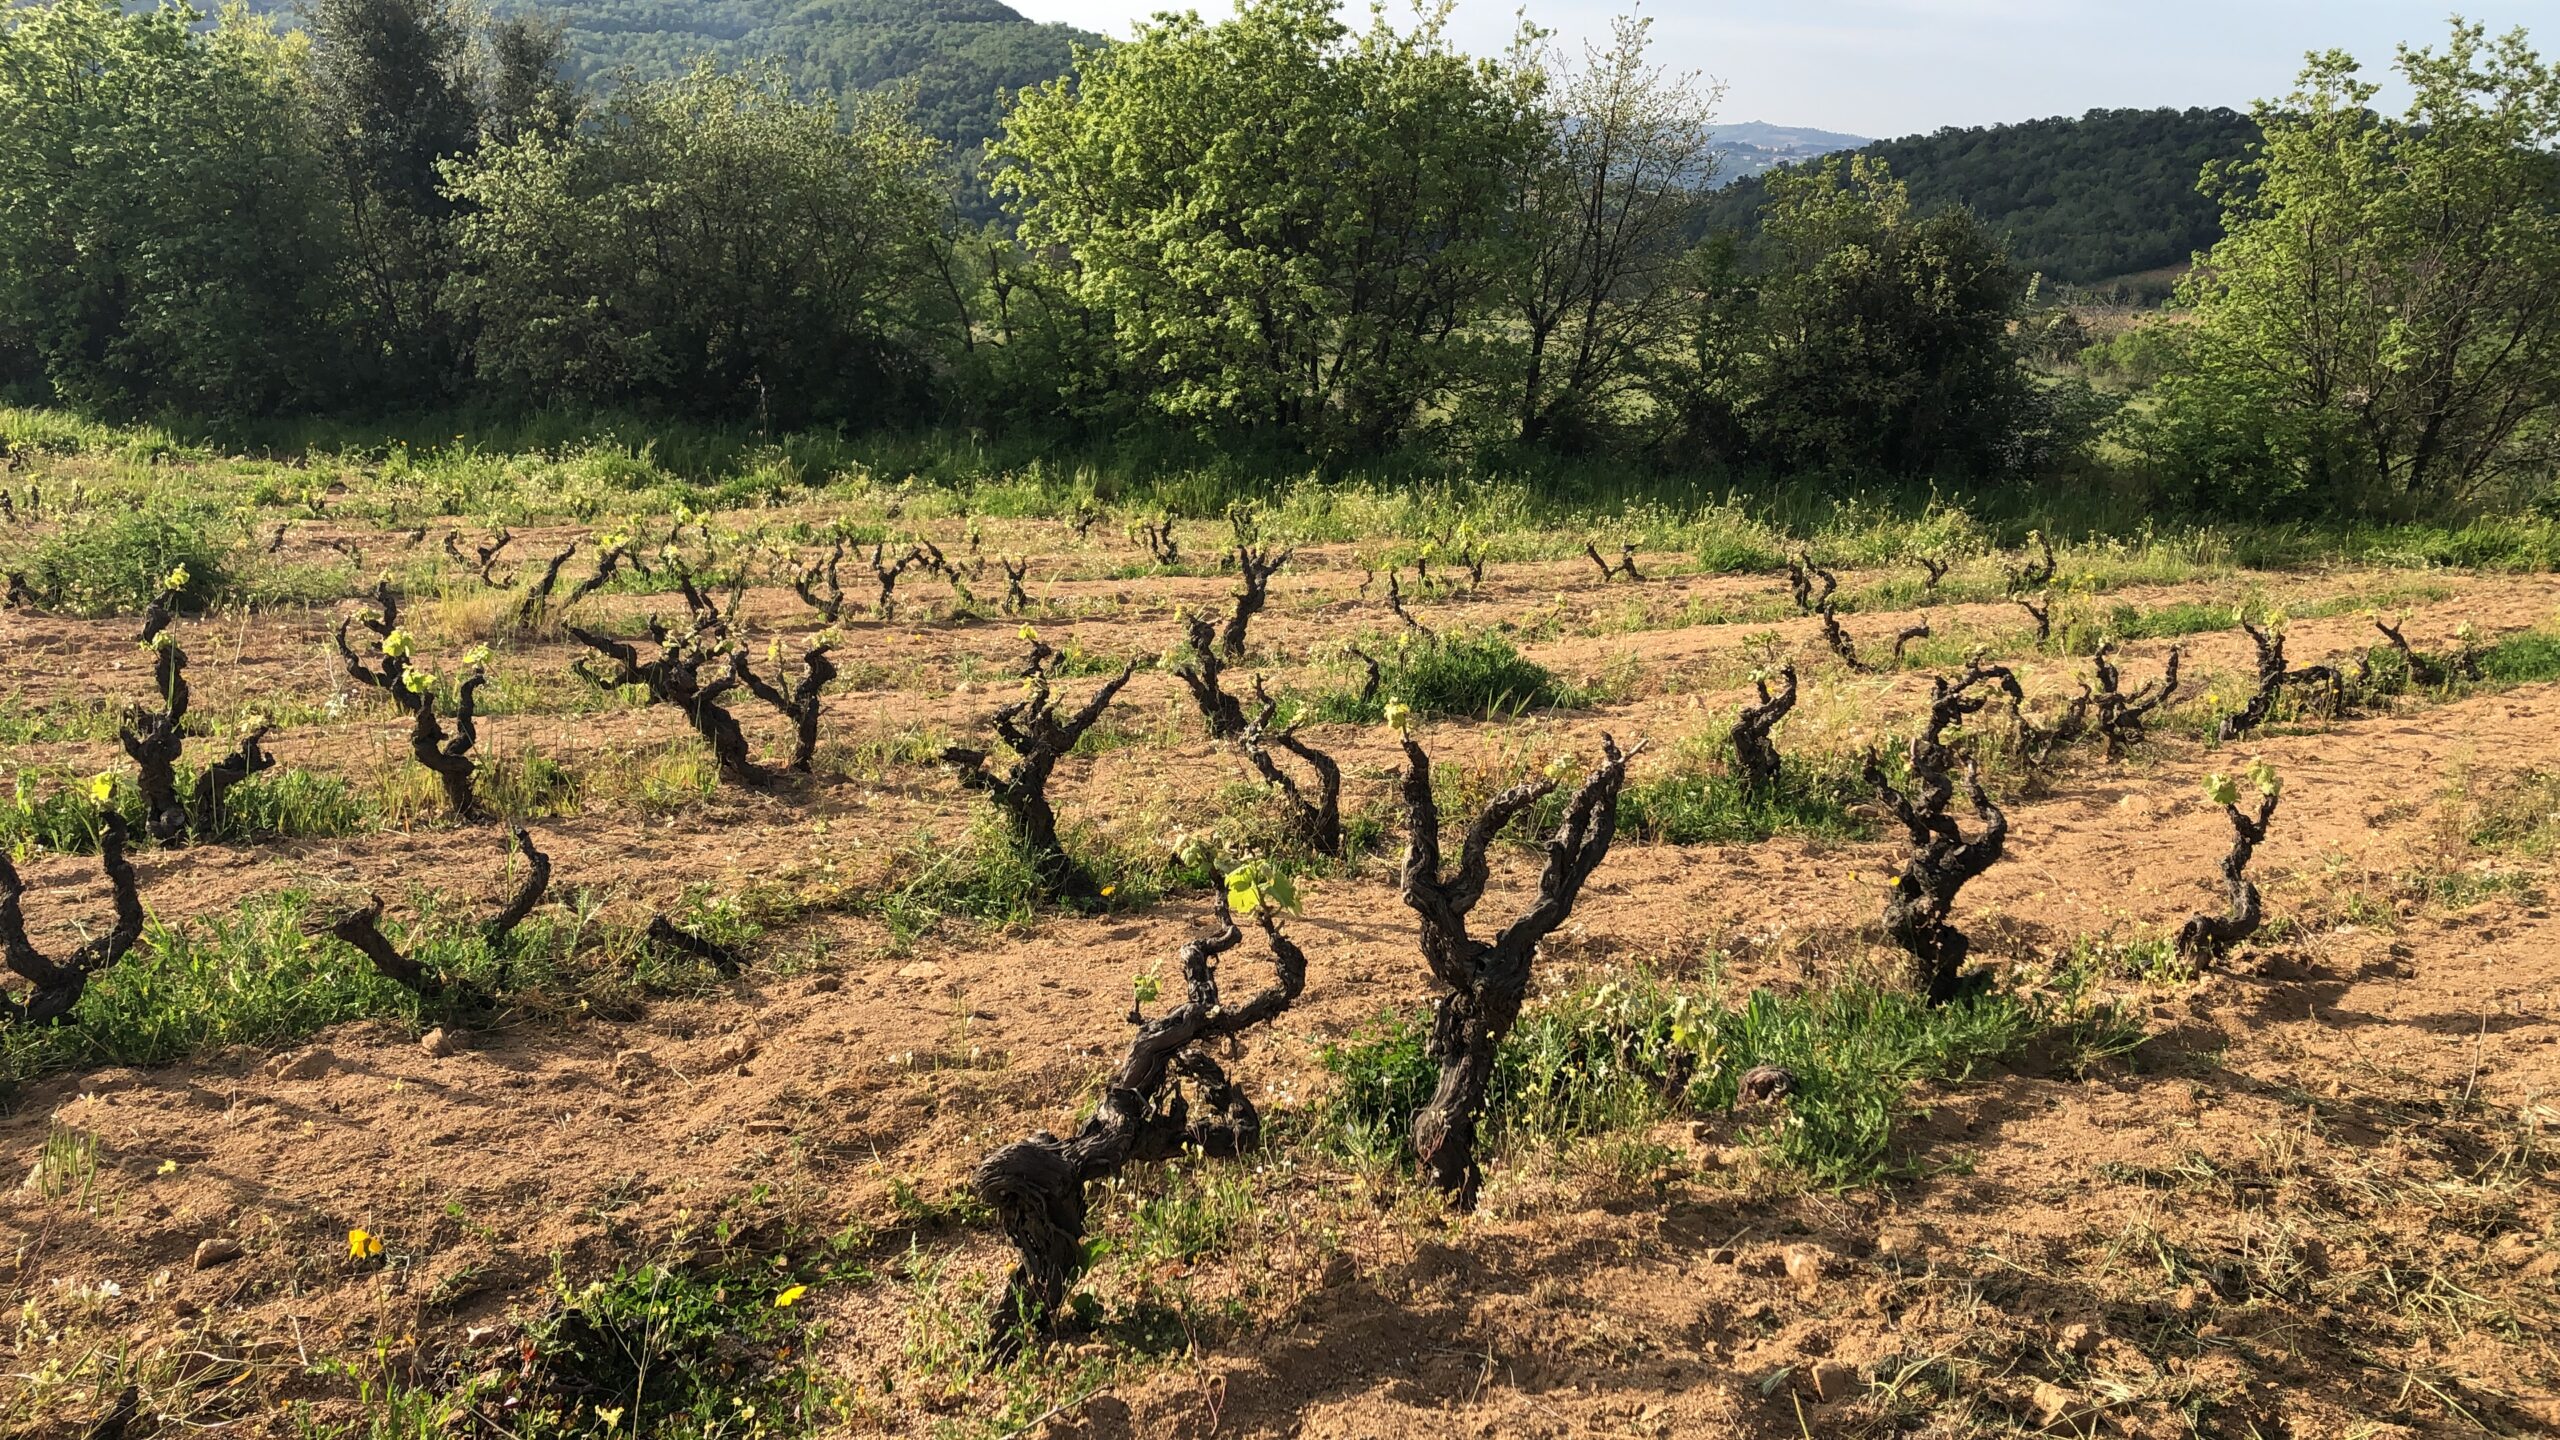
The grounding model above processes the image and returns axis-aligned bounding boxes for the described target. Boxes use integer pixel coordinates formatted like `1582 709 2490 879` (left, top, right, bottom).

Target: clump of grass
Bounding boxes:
2401 865 2539 911
2459 769 2560 856
14 504 230 615
0 698 121 745
1677 502 1791 572
1319 968 2137 1188
3 760 567 857
2063 930 2187 986
852 821 1049 942
2106 599 2240 641
2474 630 2560 685
844 816 1186 944
0 896 411 1085
23 1124 100 1203
1310 629 1581 723
1615 764 1869 845
363 751 583 828
2345 518 2560 571
5 766 366 856
524 1249 853 1434
820 723 955 782
0 886 726 1090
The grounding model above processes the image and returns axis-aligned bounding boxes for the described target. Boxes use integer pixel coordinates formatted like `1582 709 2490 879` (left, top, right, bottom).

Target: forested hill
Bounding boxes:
1709 121 1869 182
247 0 1096 152
1697 107 2262 283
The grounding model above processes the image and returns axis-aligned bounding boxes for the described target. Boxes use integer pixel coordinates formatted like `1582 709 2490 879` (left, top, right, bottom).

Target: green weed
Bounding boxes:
525 1252 849 1437
2460 770 2560 857
1316 968 2107 1188
1615 765 1870 845
0 896 412 1085
13 503 229 615
0 889 725 1091
25 1124 100 1203
1309 629 1584 723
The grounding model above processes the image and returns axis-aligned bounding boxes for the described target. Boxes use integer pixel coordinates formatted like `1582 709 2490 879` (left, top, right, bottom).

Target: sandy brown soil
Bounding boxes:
1 519 2555 1438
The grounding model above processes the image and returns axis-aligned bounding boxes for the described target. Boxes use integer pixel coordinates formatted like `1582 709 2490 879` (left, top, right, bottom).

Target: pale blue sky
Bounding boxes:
1006 1 2556 138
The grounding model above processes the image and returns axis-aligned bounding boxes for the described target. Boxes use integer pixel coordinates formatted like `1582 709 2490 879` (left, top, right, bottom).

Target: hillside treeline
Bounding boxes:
1701 107 2261 285
0 0 2553 521
231 0 1098 156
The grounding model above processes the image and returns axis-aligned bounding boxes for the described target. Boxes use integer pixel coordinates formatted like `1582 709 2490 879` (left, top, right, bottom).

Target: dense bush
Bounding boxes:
442 62 946 423
0 0 2546 525
17 505 229 616
0 0 347 413
990 0 1543 451
1651 157 2066 480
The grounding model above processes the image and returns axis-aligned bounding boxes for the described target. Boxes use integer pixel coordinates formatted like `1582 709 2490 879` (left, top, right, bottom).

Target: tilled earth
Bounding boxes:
2 516 2555 1438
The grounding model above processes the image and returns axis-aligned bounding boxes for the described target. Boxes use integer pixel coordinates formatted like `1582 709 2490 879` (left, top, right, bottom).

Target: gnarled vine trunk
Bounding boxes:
973 904 1306 1350
0 813 145 1028
940 649 1136 904
2175 792 2278 964
1868 663 2010 1004
1398 733 1639 1207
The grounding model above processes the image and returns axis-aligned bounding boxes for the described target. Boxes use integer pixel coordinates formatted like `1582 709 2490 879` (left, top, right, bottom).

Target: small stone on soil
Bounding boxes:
1810 1360 1859 1403
265 1047 334 1082
1737 1064 1797 1104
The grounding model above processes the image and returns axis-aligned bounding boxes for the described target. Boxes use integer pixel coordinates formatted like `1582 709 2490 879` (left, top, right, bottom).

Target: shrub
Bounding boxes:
1313 629 1577 723
20 506 228 615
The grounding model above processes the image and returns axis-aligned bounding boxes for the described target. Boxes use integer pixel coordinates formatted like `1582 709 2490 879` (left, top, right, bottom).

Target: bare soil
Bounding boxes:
2 526 2554 1438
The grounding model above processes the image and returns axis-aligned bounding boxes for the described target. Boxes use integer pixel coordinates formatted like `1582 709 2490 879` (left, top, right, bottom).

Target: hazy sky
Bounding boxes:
1004 1 2555 139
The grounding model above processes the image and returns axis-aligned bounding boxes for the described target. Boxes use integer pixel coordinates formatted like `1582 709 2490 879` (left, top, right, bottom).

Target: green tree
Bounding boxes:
1658 154 2041 478
1499 13 1720 450
990 0 1545 453
439 61 947 423
0 0 348 413
2154 19 2560 517
303 0 484 393
482 13 580 148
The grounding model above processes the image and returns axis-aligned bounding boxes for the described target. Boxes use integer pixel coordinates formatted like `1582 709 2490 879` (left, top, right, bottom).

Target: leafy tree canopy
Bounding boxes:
2141 19 2560 518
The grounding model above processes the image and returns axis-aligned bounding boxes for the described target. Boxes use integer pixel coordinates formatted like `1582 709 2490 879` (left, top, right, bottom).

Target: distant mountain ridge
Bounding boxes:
244 0 1096 153
1699 107 2262 284
1709 121 1869 183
